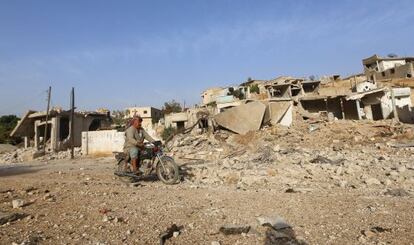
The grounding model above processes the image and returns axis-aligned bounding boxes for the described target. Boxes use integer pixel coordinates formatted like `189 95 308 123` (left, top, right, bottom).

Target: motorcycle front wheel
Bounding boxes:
156 156 180 185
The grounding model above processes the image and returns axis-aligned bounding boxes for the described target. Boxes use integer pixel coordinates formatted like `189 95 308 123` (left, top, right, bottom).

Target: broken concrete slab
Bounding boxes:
214 101 266 134
279 104 293 127
268 101 291 126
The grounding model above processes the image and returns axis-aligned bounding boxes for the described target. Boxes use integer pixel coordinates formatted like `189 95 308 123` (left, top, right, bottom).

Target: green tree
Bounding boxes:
249 84 260 94
111 110 127 126
0 115 20 144
161 126 176 141
162 100 182 115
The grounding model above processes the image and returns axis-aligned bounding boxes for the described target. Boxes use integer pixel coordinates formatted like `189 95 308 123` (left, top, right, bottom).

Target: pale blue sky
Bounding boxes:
1 0 413 115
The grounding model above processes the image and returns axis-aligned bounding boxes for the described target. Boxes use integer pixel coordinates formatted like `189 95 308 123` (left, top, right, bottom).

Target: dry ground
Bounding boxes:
0 154 413 244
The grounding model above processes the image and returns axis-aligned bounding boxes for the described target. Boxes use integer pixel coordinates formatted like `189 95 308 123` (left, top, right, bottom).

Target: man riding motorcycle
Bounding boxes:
124 116 156 175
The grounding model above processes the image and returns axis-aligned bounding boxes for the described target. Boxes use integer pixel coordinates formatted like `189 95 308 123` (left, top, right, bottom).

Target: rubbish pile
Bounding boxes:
0 147 82 164
168 119 414 192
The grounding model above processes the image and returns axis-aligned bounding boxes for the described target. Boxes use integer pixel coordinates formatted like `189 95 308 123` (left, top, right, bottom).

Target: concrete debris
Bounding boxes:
214 101 266 134
0 144 18 154
0 211 27 225
166 118 414 193
309 155 344 165
257 216 291 230
159 224 182 245
267 101 292 126
364 178 381 186
219 224 251 235
384 188 411 197
388 141 414 148
0 147 82 164
12 199 25 209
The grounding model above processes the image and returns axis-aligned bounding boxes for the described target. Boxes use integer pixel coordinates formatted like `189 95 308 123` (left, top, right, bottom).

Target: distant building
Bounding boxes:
201 88 225 105
124 106 162 129
10 109 111 151
363 54 414 82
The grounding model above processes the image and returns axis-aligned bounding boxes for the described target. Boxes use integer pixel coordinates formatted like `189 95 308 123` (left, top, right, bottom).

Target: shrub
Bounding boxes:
162 126 176 141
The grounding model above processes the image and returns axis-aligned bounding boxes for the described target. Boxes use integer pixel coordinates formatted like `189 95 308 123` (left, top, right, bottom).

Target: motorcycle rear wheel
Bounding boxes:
115 158 129 175
156 156 179 185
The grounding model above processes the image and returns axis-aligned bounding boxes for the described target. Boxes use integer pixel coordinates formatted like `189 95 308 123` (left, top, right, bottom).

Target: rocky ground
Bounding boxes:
1 120 414 244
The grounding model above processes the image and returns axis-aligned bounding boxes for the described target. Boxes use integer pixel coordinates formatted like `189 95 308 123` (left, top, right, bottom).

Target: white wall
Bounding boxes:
379 60 406 71
82 130 125 155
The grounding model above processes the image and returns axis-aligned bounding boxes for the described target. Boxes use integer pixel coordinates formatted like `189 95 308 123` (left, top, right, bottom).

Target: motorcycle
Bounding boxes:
114 141 180 185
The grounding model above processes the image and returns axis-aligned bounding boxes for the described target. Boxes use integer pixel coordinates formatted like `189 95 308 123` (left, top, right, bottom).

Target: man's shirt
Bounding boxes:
123 126 155 151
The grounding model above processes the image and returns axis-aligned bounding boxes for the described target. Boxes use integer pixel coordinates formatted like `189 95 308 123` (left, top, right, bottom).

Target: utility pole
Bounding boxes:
43 86 51 151
70 87 75 159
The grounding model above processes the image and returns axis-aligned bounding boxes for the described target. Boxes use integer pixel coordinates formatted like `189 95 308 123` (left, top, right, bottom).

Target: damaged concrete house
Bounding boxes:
10 109 111 152
363 54 414 82
164 107 212 131
201 55 414 135
124 106 163 130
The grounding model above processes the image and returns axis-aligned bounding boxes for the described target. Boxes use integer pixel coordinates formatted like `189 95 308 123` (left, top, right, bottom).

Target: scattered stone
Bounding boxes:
310 155 344 165
257 215 291 230
0 211 27 225
160 224 182 245
370 226 391 233
219 224 251 235
12 199 24 209
364 178 381 186
129 182 141 187
102 215 113 222
43 193 55 202
384 188 410 197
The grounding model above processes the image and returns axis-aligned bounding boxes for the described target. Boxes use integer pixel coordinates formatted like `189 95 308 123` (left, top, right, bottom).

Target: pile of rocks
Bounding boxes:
167 120 414 193
0 148 39 164
0 147 82 164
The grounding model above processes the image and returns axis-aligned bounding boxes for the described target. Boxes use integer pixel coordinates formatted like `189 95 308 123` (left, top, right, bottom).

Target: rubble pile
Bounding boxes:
169 120 414 193
0 147 82 164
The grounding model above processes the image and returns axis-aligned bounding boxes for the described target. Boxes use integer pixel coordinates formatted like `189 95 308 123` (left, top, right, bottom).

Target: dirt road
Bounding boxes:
1 155 413 244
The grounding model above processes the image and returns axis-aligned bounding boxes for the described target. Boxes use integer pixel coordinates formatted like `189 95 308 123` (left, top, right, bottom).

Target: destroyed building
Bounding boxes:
10 109 111 151
264 76 320 100
363 54 414 82
124 106 163 130
201 64 414 135
164 107 213 131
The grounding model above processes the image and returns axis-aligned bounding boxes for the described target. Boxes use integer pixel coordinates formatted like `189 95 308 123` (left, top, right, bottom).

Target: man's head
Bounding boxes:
131 116 143 129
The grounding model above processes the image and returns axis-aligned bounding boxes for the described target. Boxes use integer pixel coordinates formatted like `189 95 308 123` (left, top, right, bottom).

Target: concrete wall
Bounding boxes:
201 88 226 105
355 81 377 92
379 60 406 71
397 105 414 123
367 63 414 81
164 112 188 128
81 130 125 155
